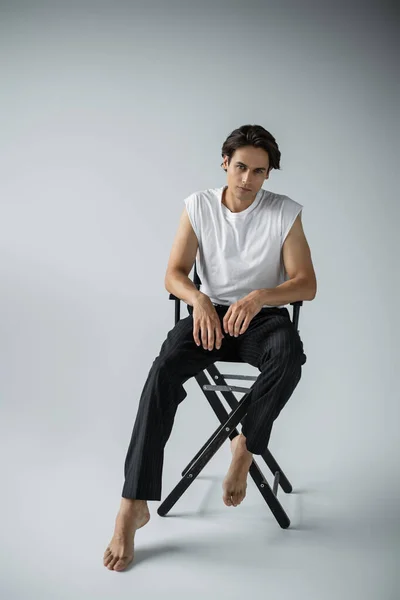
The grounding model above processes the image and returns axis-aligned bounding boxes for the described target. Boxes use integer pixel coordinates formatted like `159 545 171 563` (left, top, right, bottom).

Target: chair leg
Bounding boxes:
247 459 290 528
205 363 293 493
181 370 240 478
157 396 250 517
261 448 292 493
181 427 239 478
194 370 291 528
159 366 292 528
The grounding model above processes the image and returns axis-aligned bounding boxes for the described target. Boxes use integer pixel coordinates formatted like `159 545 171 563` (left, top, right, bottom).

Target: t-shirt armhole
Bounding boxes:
183 195 200 241
281 199 304 246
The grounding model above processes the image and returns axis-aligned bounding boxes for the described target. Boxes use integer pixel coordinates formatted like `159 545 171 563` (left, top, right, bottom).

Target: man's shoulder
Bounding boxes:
267 191 303 212
184 187 221 209
188 186 221 199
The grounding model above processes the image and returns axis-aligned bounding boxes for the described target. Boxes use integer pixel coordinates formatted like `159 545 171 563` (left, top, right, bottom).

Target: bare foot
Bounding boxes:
103 498 150 571
222 433 253 507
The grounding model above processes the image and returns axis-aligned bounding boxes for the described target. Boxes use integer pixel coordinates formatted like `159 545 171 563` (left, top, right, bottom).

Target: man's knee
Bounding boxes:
265 326 305 366
146 354 187 406
152 353 180 380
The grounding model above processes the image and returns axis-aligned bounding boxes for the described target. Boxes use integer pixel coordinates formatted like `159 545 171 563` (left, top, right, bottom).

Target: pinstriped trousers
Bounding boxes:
122 304 307 500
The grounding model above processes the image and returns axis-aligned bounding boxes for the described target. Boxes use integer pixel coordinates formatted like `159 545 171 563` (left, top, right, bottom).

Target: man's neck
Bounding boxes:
222 185 258 214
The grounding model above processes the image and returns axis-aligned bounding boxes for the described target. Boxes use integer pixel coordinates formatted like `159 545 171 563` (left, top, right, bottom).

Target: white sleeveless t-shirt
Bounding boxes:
184 185 303 308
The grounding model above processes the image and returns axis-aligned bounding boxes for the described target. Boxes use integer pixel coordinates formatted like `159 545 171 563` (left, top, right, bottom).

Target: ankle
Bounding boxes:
234 433 248 450
233 437 252 458
120 498 148 510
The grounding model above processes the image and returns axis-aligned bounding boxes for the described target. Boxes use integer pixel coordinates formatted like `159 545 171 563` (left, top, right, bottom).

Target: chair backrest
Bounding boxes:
169 261 303 331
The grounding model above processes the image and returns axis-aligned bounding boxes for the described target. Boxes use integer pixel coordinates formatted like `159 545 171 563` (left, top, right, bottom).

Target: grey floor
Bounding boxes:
2 429 398 600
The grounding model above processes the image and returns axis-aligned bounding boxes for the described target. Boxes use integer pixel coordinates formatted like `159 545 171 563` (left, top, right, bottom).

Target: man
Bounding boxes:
103 124 317 571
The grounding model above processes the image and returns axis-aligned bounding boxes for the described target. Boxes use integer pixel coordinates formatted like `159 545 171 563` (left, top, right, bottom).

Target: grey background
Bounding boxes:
0 1 398 598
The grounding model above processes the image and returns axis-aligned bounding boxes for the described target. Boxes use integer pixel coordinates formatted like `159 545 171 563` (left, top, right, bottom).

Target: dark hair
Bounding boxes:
220 124 281 174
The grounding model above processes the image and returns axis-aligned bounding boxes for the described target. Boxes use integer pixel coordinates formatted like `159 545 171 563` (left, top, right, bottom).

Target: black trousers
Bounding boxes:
122 304 307 500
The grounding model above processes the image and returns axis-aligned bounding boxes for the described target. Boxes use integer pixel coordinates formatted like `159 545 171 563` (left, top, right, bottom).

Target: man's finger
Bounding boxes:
233 313 246 336
193 323 201 346
239 317 250 335
227 316 234 336
215 327 223 349
207 325 215 350
229 312 241 336
224 310 233 335
201 326 208 349
223 308 232 332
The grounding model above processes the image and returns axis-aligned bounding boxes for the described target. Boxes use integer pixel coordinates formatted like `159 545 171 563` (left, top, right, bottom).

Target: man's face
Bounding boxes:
223 146 270 197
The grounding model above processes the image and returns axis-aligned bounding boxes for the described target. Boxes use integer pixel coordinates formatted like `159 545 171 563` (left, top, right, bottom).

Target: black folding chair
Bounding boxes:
157 263 306 528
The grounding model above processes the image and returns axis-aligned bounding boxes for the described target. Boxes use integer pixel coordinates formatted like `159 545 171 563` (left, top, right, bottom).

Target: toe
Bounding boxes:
108 556 120 570
233 489 245 506
104 552 113 566
114 558 129 571
223 491 232 506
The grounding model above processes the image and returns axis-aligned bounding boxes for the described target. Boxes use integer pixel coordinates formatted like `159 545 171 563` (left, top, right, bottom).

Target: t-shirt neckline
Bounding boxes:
219 185 264 219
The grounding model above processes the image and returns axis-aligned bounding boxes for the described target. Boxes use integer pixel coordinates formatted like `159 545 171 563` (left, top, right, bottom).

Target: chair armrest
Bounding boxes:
168 294 303 329
168 294 303 307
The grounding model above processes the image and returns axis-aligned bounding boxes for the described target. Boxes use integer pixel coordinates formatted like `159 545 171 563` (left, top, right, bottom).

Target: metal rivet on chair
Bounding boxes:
225 427 230 431
260 484 265 488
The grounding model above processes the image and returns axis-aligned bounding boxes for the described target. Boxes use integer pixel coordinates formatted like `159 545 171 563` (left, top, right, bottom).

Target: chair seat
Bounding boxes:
203 384 252 393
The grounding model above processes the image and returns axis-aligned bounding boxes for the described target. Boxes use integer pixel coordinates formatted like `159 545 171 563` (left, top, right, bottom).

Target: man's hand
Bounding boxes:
192 293 225 351
223 291 264 337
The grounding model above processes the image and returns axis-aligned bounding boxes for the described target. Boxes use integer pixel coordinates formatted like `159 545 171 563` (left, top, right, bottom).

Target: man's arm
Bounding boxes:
254 213 317 306
165 207 224 350
164 207 204 306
